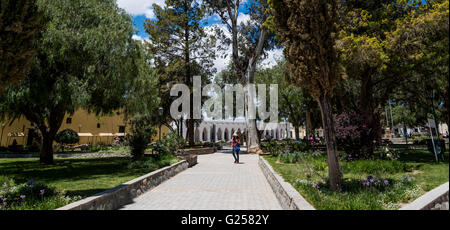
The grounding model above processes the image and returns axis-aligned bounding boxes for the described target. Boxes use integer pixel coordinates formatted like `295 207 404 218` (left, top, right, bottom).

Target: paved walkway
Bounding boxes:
120 149 282 210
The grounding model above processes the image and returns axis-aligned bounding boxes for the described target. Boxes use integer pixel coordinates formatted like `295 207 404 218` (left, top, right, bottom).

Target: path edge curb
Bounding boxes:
400 182 449 210
258 156 315 210
56 158 194 210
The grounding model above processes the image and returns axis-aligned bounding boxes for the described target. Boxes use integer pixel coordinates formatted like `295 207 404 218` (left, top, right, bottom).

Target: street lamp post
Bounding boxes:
158 107 163 141
401 103 408 144
158 107 163 155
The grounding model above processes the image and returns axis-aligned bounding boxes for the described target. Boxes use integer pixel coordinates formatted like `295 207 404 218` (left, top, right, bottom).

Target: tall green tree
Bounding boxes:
123 42 161 158
387 0 449 129
268 0 342 191
0 0 143 164
335 0 427 155
144 0 216 146
256 60 321 140
204 0 276 154
0 0 44 93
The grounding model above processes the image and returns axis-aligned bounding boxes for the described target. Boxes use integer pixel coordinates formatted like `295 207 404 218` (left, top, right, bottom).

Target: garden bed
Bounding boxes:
264 149 449 210
0 155 179 210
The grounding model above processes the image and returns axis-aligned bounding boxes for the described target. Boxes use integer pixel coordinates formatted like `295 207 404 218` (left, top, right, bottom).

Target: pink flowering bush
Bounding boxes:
334 112 372 160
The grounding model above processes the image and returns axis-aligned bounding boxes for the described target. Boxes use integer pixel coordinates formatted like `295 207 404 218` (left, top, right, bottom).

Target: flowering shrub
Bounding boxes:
0 177 59 210
361 176 392 191
334 112 372 160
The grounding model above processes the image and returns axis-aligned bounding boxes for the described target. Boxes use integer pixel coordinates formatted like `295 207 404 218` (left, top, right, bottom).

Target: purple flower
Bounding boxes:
20 195 26 199
322 181 326 185
384 180 389 185
0 205 2 210
40 189 45 195
363 181 370 186
370 178 375 183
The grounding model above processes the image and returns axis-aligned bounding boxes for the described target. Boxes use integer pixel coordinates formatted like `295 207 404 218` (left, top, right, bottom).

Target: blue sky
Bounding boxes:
131 12 223 39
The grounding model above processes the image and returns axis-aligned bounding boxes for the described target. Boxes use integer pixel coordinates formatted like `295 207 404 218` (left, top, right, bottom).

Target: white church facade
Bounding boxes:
174 119 293 143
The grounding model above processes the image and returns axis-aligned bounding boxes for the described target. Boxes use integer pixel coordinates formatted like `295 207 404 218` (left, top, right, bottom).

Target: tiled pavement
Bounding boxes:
119 150 282 210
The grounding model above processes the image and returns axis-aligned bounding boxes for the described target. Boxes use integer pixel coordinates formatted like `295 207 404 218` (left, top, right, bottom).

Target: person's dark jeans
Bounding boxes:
232 146 240 162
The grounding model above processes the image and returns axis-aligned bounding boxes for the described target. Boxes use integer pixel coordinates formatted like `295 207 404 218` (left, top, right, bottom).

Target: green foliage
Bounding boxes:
278 151 304 164
55 129 79 145
261 140 285 156
267 0 339 98
0 0 44 93
387 0 449 126
264 148 449 209
154 132 186 155
256 60 321 134
123 42 160 124
0 0 144 163
0 176 68 210
127 115 156 159
291 141 311 152
341 160 411 175
144 0 215 145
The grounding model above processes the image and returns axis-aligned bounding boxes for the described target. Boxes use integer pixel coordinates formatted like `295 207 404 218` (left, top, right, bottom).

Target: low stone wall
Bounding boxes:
177 154 198 167
258 156 315 210
179 147 215 155
56 159 192 210
400 182 449 210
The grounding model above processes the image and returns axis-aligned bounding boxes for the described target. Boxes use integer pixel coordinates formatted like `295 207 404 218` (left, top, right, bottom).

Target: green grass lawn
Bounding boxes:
0 145 153 155
264 149 449 210
0 155 179 210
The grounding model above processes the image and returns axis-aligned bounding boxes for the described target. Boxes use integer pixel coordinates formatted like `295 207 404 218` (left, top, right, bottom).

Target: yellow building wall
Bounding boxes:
0 109 170 147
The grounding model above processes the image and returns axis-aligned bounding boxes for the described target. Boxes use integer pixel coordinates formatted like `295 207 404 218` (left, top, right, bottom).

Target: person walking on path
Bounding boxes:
231 132 241 164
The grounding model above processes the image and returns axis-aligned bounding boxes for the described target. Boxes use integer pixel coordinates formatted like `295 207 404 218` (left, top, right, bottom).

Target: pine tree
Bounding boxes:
144 0 216 146
268 0 342 191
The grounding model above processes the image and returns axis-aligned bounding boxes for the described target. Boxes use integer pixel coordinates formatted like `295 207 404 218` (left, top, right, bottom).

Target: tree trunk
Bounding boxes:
184 3 194 146
243 29 267 154
306 109 312 138
294 124 300 140
359 74 379 157
445 85 449 134
39 131 55 165
244 82 261 153
318 93 341 192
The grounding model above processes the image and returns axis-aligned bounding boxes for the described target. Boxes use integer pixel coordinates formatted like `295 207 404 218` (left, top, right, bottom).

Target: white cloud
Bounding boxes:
116 0 165 18
204 24 232 74
260 48 284 68
132 34 144 41
237 13 251 25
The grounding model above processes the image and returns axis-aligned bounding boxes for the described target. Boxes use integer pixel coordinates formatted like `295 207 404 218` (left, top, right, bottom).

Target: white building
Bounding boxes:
174 119 292 143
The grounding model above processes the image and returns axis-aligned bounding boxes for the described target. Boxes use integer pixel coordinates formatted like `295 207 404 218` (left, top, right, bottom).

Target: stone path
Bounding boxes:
120 149 282 210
